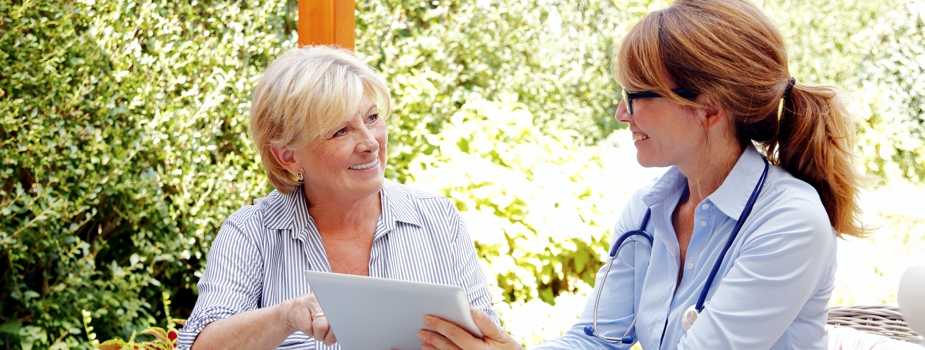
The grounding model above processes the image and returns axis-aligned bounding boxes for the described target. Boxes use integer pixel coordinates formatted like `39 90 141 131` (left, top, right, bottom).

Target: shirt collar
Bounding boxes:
378 181 424 233
261 181 424 236
642 167 687 209
641 145 767 220
707 145 768 220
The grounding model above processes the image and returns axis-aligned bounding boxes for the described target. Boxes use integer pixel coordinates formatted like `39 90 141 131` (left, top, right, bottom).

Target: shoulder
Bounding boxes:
384 180 459 215
218 190 282 241
744 165 835 248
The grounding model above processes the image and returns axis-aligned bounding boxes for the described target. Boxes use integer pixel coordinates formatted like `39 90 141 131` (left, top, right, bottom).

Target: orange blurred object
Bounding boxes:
298 0 355 50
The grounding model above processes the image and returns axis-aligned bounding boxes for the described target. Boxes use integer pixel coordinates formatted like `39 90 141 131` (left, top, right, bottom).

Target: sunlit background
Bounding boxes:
1 0 923 348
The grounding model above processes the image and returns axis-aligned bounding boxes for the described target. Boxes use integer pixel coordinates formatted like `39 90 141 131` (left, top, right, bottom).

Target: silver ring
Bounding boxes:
314 312 325 318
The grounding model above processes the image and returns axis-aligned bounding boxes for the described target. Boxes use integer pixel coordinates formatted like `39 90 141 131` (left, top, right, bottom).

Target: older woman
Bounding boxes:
177 46 496 349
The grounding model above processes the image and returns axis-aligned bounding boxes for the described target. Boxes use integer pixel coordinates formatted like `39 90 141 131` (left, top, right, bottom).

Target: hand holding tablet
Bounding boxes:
304 271 483 349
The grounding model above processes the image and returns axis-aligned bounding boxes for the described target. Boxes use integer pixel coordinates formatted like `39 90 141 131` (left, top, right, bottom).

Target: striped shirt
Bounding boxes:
177 181 496 349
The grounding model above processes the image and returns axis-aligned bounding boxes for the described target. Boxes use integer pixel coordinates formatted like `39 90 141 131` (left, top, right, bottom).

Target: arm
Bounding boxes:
193 294 334 350
422 193 649 350
531 239 643 350
178 218 333 349
533 193 651 350
678 197 835 349
448 203 498 323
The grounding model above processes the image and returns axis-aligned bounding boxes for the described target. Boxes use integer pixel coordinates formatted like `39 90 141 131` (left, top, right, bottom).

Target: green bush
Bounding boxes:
851 2 925 181
1 1 294 347
357 0 650 181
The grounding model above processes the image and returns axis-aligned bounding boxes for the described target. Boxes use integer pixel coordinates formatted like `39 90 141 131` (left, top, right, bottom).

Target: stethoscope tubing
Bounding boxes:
584 158 770 344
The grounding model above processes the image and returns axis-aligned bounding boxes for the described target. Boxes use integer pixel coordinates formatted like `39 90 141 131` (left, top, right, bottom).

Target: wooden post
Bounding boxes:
298 0 355 50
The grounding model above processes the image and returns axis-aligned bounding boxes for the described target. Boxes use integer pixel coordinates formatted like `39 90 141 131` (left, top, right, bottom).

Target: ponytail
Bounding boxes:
616 0 863 236
765 84 864 237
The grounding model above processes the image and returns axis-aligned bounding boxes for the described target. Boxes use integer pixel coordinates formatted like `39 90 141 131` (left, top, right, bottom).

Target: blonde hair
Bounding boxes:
616 0 863 236
249 46 391 194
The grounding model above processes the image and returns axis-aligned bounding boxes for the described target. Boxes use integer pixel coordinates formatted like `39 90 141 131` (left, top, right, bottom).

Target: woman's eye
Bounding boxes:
332 128 348 138
366 113 380 124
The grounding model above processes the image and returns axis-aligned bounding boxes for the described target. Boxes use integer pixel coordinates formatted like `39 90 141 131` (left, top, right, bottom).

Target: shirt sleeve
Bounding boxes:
447 201 500 324
177 216 264 349
678 194 836 349
534 191 649 350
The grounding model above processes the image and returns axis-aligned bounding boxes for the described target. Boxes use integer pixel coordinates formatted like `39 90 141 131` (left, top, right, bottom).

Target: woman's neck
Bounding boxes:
304 188 381 238
679 141 744 206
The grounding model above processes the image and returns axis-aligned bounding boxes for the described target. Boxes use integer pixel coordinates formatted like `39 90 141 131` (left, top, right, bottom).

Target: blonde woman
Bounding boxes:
178 46 495 350
421 0 862 349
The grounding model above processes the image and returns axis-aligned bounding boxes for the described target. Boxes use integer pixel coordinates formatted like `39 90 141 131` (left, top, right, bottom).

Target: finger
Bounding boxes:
305 294 330 341
287 298 314 333
423 315 481 349
418 329 462 350
322 323 337 345
312 313 330 342
471 308 503 340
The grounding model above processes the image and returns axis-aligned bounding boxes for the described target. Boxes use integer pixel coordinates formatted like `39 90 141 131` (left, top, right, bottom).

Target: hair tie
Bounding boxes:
776 77 796 122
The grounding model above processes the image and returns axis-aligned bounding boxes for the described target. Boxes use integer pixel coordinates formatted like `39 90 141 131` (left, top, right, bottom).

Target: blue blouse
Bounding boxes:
537 146 837 349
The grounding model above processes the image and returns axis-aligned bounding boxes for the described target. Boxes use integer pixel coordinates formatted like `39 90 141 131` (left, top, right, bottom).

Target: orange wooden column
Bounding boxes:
298 0 355 50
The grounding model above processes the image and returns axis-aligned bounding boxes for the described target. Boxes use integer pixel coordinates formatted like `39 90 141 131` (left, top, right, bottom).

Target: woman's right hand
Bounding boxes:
279 293 336 345
419 308 521 350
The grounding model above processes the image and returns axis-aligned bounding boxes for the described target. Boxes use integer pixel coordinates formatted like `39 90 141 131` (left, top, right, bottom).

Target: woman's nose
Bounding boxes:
356 125 379 153
615 101 632 123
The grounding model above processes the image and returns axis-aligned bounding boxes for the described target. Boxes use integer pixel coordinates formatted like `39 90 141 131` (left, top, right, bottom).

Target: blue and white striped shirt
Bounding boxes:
178 181 496 349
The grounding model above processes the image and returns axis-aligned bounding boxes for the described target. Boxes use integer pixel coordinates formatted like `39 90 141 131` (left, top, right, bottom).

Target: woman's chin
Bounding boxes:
635 154 669 168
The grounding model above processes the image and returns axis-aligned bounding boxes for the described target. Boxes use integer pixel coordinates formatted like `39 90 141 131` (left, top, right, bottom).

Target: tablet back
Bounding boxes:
305 271 482 350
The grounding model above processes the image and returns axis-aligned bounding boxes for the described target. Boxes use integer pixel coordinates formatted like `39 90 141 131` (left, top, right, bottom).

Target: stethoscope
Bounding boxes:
583 157 770 344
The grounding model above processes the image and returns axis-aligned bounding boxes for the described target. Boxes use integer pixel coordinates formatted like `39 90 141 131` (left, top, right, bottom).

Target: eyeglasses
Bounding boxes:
621 87 699 115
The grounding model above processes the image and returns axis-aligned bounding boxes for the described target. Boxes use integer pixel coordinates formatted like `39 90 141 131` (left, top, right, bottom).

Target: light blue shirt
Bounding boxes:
537 146 837 350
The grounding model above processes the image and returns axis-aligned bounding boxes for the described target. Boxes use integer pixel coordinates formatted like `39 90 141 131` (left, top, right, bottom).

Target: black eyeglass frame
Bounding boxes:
621 87 699 115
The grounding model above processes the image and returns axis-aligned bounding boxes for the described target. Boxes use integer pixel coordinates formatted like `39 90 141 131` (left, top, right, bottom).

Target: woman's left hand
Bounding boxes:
418 308 522 350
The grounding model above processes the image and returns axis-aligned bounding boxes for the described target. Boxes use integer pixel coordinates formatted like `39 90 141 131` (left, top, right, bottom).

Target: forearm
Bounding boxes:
192 303 291 350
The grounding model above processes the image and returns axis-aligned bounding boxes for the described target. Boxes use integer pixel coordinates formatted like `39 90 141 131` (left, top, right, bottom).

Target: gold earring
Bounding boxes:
297 170 304 183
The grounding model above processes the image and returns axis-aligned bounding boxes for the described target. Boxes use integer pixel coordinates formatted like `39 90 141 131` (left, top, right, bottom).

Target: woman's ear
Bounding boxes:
695 99 727 130
270 145 298 173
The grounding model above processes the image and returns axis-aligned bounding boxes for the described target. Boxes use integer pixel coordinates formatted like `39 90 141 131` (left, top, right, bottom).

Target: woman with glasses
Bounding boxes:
419 0 862 349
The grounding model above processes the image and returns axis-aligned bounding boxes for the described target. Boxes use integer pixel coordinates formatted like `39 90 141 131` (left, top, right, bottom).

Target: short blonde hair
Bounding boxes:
249 46 391 193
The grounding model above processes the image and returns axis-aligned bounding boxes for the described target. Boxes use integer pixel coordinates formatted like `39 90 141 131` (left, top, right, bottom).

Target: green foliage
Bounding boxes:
357 0 661 182
1 0 294 347
762 0 925 182
405 95 614 303
852 3 925 181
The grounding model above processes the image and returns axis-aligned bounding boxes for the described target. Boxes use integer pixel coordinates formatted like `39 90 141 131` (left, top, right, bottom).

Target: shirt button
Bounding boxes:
686 262 694 270
699 220 707 227
701 203 711 210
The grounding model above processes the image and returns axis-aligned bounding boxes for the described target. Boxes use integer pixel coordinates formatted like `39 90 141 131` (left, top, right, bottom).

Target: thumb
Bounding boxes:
471 308 503 340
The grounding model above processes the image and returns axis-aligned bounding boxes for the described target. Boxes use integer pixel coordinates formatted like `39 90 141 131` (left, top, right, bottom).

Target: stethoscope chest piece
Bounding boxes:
682 305 699 331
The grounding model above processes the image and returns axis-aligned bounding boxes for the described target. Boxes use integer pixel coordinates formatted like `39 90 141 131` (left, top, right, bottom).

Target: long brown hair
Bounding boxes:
616 0 862 236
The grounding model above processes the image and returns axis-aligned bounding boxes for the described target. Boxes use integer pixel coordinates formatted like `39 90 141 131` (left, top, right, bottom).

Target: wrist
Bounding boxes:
276 300 295 334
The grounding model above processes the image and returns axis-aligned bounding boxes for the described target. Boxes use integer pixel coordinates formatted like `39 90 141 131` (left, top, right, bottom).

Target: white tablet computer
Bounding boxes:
305 271 483 350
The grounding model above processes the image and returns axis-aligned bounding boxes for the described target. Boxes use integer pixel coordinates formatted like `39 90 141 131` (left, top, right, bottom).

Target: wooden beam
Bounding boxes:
298 0 355 50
